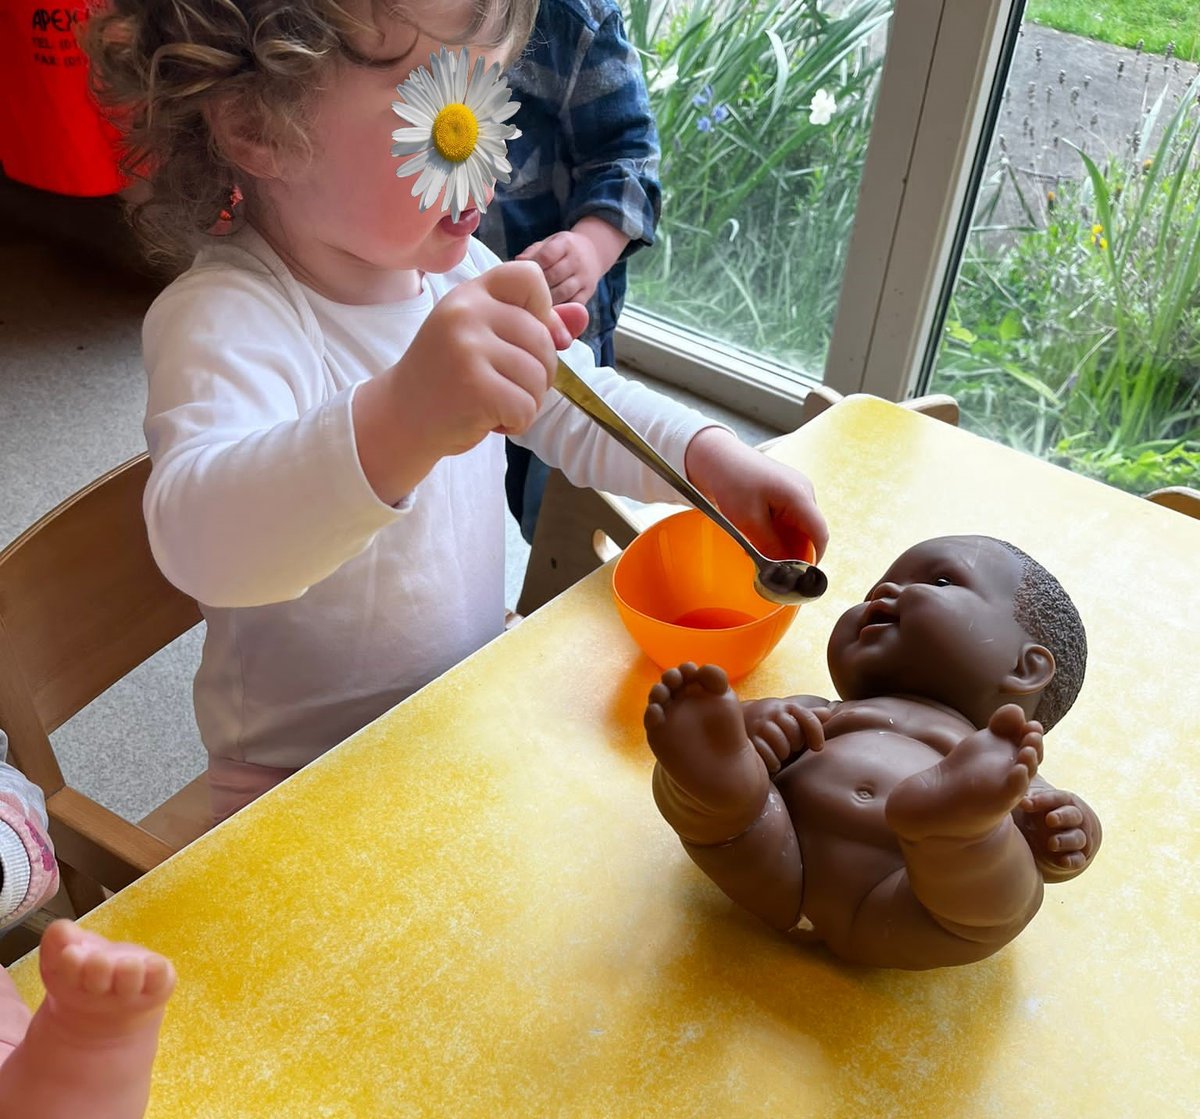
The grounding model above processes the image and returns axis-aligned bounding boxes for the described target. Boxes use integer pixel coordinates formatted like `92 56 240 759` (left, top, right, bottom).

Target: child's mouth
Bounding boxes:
438 209 480 237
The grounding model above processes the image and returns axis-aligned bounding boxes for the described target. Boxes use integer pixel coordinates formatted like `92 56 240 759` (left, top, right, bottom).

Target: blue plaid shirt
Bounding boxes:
477 0 661 354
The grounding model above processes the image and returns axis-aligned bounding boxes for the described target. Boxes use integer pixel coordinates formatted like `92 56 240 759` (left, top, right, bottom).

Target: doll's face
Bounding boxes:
827 536 1043 722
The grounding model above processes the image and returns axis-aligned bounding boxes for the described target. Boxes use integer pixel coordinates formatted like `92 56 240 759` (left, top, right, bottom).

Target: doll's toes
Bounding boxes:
1049 827 1087 853
1055 850 1087 871
1046 805 1084 828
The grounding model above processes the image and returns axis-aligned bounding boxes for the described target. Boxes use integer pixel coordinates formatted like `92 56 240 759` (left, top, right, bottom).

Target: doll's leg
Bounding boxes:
885 705 1044 935
645 663 804 930
0 920 175 1119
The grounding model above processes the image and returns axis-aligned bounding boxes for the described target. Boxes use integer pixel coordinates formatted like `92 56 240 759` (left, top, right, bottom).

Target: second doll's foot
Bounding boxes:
0 919 177 1119
644 663 769 842
887 704 1042 842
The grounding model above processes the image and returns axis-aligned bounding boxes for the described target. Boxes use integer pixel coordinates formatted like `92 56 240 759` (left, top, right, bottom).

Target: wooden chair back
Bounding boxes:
0 454 204 921
1146 486 1200 520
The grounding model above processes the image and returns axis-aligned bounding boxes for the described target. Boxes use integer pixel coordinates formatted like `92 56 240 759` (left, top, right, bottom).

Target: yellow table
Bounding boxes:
12 397 1200 1117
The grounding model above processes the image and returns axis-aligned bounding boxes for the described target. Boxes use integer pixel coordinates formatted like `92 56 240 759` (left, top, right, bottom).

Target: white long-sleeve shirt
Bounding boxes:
143 229 715 772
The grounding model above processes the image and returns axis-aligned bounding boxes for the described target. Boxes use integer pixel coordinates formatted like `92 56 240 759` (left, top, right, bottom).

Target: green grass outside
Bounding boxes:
1025 0 1200 62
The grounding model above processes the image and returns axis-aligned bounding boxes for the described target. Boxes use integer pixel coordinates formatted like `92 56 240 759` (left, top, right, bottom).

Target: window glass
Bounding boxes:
926 9 1200 494
624 0 893 381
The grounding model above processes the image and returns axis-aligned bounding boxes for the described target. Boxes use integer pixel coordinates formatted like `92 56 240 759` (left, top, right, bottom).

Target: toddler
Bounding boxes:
86 0 828 823
0 731 175 1118
646 536 1102 970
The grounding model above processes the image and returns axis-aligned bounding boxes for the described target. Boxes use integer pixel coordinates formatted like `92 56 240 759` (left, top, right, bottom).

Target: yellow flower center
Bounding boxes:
431 103 479 163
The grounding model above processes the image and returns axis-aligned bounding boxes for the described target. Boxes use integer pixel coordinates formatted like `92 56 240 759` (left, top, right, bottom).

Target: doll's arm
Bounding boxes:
740 695 831 774
1016 777 1102 882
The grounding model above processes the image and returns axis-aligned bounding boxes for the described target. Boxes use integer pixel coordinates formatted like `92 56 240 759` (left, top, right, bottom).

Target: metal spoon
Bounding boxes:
553 358 828 604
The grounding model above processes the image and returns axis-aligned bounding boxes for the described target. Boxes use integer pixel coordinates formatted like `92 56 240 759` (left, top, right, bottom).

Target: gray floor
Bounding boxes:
0 187 770 823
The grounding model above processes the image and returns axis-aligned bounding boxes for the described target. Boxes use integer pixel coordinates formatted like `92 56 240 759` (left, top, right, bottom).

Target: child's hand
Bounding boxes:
356 262 587 504
398 261 586 448
684 428 829 562
1017 786 1102 881
518 217 629 306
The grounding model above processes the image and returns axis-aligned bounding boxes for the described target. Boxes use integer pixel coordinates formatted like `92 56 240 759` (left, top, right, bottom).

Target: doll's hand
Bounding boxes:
1017 787 1102 881
683 428 829 562
741 698 827 774
518 230 607 306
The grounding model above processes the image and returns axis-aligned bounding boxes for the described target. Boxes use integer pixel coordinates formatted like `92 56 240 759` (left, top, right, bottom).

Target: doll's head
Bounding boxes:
827 535 1086 731
84 0 535 265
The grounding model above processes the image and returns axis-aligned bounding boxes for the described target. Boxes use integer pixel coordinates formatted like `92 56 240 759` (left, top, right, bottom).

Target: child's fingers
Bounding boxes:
491 302 560 381
541 253 580 290
549 276 588 305
483 260 556 321
486 344 556 433
553 302 589 344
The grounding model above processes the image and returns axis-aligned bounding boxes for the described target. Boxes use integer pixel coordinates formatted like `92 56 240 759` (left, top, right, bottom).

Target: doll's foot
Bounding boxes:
644 663 769 843
0 920 176 1119
887 704 1042 842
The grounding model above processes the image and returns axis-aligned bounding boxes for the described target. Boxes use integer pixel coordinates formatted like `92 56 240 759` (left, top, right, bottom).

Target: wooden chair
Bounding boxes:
1146 486 1200 520
0 453 212 959
516 388 961 615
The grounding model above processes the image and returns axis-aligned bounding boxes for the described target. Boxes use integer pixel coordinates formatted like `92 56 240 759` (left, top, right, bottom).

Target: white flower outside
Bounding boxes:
809 88 837 126
391 47 522 222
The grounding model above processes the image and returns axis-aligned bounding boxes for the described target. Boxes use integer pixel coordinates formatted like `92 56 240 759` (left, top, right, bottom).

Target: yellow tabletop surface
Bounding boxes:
11 396 1200 1117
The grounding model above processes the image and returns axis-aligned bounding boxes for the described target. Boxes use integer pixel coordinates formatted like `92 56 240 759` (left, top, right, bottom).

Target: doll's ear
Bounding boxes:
204 95 284 180
1001 643 1055 699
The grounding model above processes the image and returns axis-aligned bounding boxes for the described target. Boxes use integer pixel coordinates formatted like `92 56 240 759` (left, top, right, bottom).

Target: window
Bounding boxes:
924 4 1200 494
619 0 893 424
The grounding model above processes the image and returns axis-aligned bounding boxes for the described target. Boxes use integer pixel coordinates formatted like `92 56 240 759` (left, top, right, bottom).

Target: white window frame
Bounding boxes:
616 0 1021 421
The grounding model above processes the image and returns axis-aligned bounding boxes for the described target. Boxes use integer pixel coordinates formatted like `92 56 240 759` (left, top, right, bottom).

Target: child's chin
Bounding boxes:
417 239 474 275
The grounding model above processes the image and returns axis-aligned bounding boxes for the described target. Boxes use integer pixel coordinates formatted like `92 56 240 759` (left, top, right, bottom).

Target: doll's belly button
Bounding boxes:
854 785 875 801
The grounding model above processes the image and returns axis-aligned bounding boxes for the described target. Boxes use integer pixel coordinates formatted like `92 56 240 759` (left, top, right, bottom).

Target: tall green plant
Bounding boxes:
624 0 890 368
933 75 1200 493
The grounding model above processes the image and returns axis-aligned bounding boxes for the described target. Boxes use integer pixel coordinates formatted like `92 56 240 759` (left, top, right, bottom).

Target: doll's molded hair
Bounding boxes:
989 537 1087 731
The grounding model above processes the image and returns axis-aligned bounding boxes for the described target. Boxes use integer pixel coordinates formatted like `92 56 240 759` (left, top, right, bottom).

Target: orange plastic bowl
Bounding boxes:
611 509 813 680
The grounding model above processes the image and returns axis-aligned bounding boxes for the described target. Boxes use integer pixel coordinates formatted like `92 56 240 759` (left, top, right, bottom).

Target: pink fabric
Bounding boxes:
0 794 59 925
207 758 298 823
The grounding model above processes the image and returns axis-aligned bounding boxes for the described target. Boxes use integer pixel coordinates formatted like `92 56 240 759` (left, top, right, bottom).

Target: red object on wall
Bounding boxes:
0 1 125 196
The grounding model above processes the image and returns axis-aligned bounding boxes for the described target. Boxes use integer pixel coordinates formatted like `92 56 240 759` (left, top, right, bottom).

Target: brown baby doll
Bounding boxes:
645 535 1101 970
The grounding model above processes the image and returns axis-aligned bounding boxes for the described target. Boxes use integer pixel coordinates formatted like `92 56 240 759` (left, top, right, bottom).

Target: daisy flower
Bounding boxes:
391 47 521 222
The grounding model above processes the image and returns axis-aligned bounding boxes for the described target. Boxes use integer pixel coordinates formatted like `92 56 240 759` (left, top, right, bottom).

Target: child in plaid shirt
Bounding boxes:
0 730 175 1117
478 0 661 542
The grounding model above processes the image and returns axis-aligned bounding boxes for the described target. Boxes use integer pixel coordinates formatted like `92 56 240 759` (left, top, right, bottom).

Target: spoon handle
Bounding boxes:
552 357 756 556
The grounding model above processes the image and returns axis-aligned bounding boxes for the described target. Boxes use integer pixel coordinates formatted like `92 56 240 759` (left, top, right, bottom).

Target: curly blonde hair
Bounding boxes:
84 0 537 265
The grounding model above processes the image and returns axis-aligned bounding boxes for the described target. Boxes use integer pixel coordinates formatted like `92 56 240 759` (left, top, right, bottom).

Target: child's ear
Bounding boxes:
204 95 284 180
1001 643 1055 699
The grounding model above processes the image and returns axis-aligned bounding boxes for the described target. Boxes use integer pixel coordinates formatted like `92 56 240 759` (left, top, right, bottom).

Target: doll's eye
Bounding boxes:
933 575 953 587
